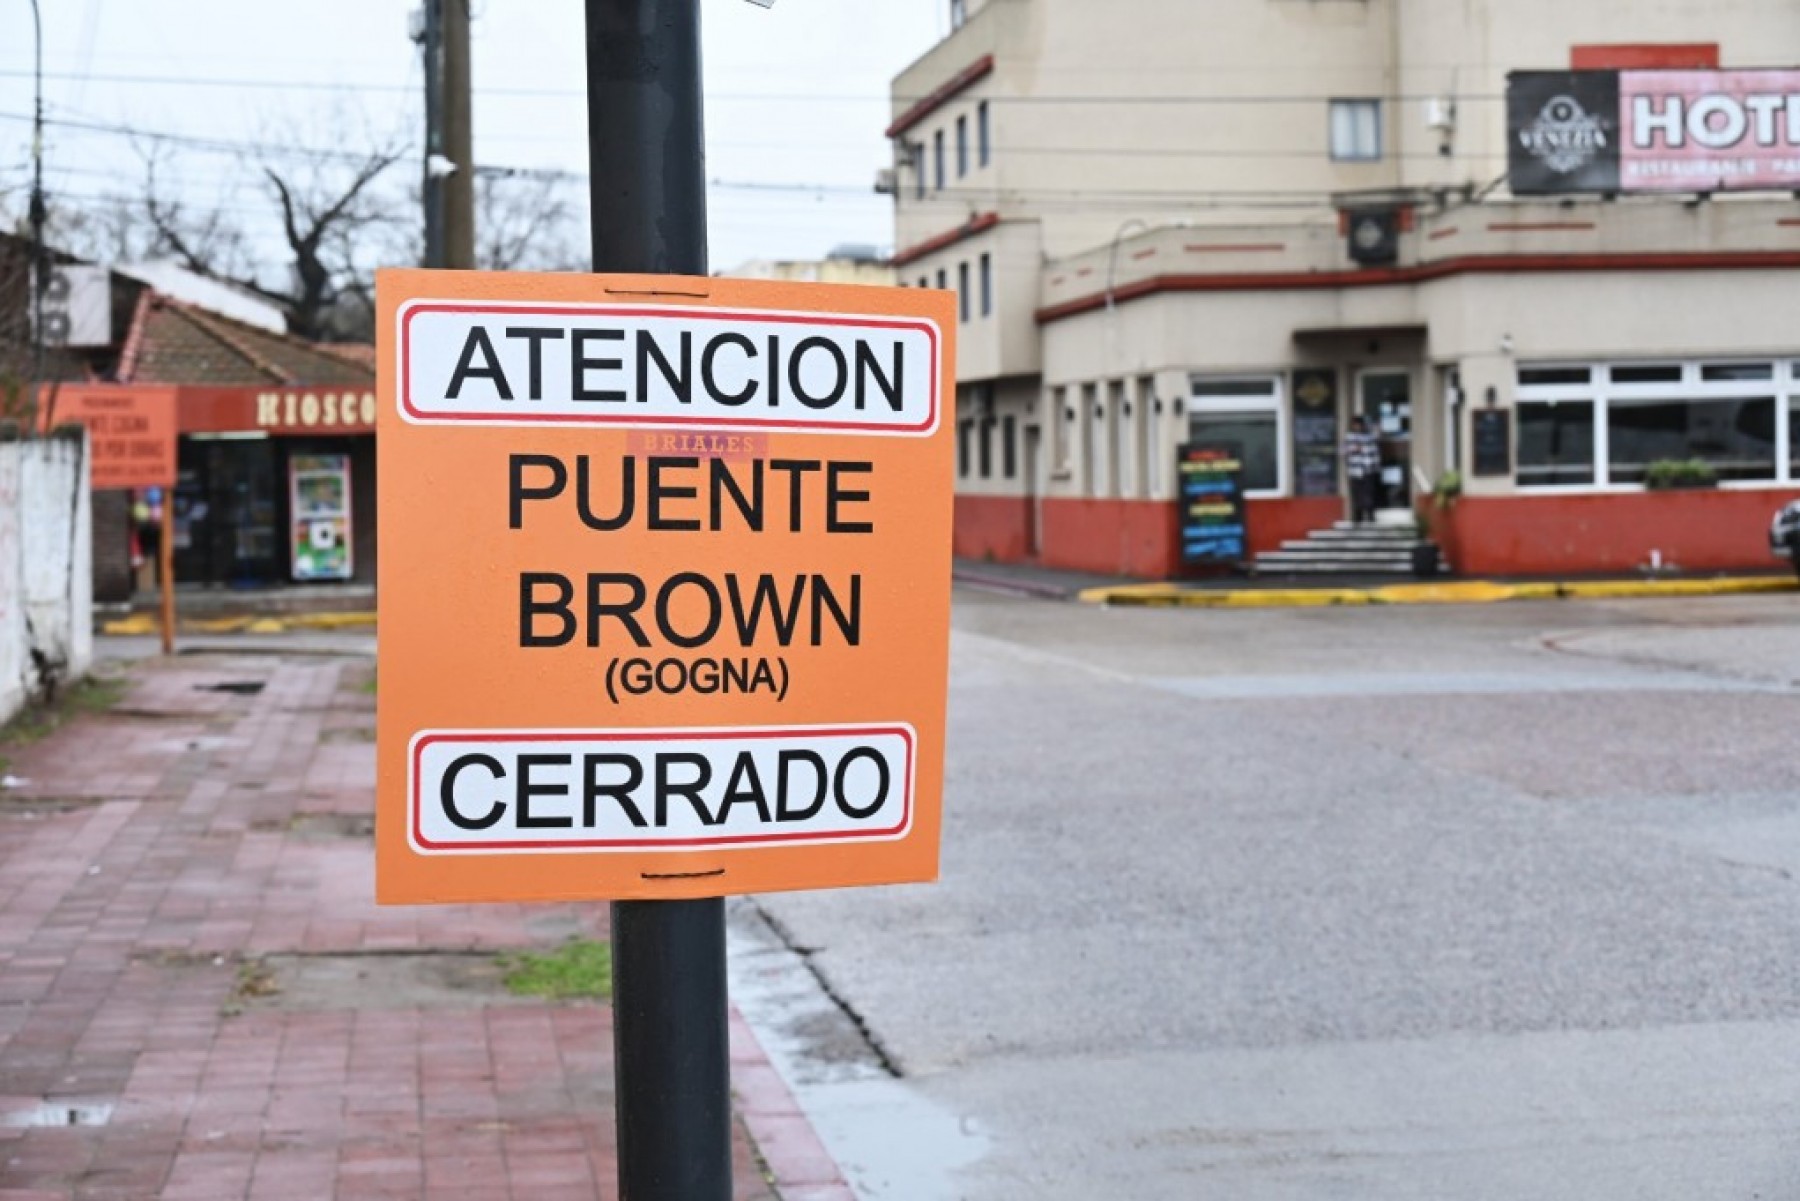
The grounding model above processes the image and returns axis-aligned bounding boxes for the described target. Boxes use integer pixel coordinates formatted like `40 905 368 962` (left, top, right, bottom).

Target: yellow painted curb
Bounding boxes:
1076 582 1184 605
286 611 378 629
1553 576 1794 600
1219 588 1371 608
1371 581 1518 605
100 610 379 635
1081 575 1796 609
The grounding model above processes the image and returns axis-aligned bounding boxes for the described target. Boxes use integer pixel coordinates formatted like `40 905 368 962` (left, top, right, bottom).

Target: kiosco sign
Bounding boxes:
374 270 954 903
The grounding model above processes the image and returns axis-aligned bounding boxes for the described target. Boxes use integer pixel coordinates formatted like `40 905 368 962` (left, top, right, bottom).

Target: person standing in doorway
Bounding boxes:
1344 416 1381 525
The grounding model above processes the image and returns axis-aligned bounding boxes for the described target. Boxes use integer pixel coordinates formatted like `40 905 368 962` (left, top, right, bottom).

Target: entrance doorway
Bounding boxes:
174 437 281 588
1357 369 1412 511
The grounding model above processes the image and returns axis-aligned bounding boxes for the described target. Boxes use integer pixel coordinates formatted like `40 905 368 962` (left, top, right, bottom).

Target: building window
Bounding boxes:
919 275 929 290
956 115 968 178
1516 401 1597 487
1187 376 1282 494
958 261 970 323
1136 375 1159 498
957 418 972 478
979 253 992 317
1607 397 1775 483
1003 414 1017 478
934 129 945 191
978 100 990 167
950 0 966 28
914 144 926 199
1329 99 1382 162
936 267 947 290
1050 385 1070 471
1516 360 1791 488
1790 366 1800 477
1079 382 1099 494
979 417 994 478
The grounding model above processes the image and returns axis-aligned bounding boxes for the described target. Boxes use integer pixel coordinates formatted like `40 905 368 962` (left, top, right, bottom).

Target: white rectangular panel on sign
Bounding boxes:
399 301 940 434
410 725 915 853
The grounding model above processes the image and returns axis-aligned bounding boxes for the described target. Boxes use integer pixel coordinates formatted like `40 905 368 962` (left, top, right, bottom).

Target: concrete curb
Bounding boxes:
951 566 1086 600
730 1011 857 1201
1080 575 1798 608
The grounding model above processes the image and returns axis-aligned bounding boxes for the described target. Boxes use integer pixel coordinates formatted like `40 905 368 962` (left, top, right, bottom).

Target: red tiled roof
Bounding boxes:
120 295 373 388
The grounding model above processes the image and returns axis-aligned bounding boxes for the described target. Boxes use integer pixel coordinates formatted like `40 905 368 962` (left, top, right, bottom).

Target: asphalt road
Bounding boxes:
730 590 1800 1200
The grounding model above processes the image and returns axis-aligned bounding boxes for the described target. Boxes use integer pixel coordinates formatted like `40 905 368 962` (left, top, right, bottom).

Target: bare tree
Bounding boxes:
140 144 253 280
260 144 404 340
474 170 586 273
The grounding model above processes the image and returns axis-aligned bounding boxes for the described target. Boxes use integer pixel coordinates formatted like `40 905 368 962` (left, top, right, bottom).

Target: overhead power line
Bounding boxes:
0 67 1507 105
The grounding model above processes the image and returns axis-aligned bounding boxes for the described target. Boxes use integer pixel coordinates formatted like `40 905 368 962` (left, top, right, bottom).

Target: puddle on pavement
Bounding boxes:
196 681 267 696
2 1100 114 1128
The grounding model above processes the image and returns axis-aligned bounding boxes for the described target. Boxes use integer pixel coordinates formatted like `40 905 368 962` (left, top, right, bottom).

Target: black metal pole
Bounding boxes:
583 4 729 1201
28 0 45 427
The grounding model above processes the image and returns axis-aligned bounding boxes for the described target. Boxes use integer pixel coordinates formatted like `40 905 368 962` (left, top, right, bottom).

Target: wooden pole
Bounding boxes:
159 494 175 655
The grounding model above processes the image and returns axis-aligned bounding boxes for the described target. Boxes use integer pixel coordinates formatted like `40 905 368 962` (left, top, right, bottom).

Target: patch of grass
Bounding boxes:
498 938 613 1002
2 673 129 747
221 958 280 1017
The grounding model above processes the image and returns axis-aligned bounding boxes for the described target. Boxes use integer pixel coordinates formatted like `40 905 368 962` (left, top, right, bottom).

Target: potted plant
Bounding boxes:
1643 458 1718 490
1410 505 1442 577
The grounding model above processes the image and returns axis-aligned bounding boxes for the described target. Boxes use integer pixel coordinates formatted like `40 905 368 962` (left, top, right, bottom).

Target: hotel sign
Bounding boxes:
1508 69 1800 194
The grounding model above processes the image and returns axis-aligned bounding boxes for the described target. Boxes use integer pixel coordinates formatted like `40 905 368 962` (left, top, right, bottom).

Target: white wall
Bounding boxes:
0 430 93 721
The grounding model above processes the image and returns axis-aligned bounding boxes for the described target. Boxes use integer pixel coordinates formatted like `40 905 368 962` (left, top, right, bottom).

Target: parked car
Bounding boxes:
1773 500 1800 579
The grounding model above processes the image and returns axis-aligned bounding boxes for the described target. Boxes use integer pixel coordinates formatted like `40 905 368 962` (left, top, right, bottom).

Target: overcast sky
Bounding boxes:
0 1 945 278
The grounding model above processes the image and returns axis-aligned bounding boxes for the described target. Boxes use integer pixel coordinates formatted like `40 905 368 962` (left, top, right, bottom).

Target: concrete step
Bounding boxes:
1251 559 1425 575
1252 558 1418 572
1309 528 1420 542
1330 520 1417 532
1279 537 1425 552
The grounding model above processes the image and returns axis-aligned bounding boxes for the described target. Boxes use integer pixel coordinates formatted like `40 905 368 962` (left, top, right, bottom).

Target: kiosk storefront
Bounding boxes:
171 386 377 588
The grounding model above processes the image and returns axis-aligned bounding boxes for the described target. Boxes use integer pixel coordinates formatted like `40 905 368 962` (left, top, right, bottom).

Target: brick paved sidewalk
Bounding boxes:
0 651 848 1201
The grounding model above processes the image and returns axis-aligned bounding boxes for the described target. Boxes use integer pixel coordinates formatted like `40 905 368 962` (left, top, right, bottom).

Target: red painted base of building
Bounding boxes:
956 489 1797 579
954 494 1342 578
1440 489 1800 576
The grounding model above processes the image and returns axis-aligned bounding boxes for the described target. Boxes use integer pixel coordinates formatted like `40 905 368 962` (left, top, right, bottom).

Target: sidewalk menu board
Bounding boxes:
1177 442 1247 567
1291 368 1339 497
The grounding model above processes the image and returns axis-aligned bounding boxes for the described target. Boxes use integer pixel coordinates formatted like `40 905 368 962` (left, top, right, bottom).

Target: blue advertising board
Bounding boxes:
1177 441 1247 567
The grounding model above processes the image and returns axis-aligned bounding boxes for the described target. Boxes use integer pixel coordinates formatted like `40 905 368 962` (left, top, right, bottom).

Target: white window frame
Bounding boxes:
1186 374 1288 499
1329 99 1382 162
1515 359 1796 492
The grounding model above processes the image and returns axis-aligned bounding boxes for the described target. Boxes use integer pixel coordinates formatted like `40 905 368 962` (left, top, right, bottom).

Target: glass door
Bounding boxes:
1358 369 1413 510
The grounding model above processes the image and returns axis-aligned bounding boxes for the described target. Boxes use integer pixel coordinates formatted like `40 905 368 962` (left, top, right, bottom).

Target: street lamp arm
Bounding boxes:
1104 217 1151 313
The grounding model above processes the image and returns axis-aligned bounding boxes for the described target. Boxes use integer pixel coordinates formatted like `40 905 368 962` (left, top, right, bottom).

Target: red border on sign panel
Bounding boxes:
398 303 941 434
408 724 916 853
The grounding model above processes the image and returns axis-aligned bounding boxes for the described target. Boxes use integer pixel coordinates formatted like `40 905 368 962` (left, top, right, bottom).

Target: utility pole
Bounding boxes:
413 1 445 268
441 0 475 270
584 4 730 1197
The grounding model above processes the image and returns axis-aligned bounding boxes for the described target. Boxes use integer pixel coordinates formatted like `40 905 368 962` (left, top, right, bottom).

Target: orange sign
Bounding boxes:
374 268 955 903
53 385 178 489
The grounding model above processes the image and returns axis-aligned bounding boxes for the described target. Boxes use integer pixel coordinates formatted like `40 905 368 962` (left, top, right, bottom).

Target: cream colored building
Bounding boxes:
724 247 895 288
892 0 1800 577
